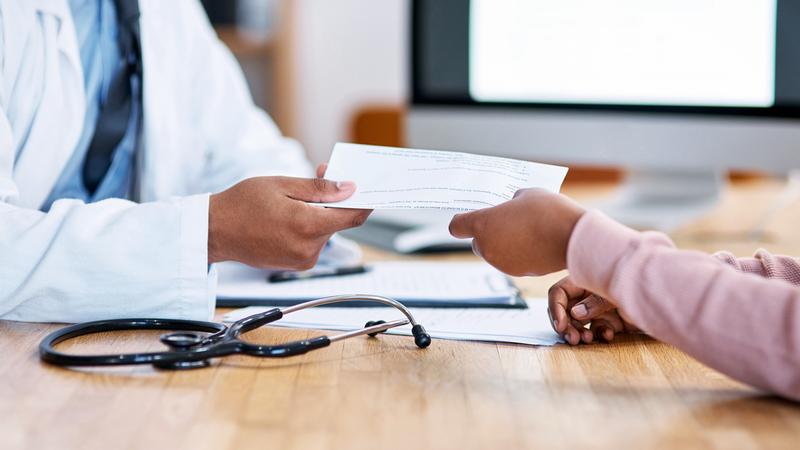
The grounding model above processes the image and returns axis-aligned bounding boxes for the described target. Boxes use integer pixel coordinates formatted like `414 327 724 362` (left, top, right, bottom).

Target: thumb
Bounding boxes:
570 294 616 320
316 163 328 178
449 211 482 238
284 177 356 203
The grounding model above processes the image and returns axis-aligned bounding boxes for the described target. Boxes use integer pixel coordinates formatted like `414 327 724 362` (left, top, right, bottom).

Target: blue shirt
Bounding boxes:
43 0 140 211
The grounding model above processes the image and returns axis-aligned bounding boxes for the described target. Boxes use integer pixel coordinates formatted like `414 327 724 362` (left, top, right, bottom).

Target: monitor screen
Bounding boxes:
413 0 800 116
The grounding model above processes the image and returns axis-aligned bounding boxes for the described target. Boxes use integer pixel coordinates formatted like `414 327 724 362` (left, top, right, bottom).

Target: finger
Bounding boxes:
590 319 617 342
448 211 483 239
316 164 328 178
562 323 578 345
549 296 577 343
593 324 615 342
602 326 615 341
549 296 569 335
563 317 589 345
570 294 616 321
284 177 356 203
564 321 584 346
572 319 593 344
308 207 372 234
547 278 589 333
596 311 625 334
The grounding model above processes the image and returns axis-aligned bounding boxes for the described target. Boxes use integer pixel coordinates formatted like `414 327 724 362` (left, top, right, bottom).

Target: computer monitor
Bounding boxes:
408 0 800 230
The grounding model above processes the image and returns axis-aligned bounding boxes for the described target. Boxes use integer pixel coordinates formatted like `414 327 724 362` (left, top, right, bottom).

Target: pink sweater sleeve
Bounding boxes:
567 210 800 401
713 250 800 285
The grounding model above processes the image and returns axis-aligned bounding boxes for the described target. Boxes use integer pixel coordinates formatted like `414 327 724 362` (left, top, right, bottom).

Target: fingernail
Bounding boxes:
604 329 613 341
571 304 588 319
336 181 355 190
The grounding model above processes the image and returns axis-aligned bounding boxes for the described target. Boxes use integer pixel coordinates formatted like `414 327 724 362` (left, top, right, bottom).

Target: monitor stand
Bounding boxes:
594 169 724 232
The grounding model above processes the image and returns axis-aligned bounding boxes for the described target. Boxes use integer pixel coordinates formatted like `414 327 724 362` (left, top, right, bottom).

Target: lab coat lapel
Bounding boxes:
12 0 86 209
137 0 179 202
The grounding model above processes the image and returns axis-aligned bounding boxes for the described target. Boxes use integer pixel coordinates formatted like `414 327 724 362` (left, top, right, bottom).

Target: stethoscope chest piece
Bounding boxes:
159 331 206 349
154 332 213 370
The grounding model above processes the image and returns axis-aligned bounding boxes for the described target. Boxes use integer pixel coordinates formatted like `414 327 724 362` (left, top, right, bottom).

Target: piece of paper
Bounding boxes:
223 298 564 346
216 261 517 303
321 143 568 210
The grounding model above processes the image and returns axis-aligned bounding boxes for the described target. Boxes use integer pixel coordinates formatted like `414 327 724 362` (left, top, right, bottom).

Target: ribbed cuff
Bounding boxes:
177 193 216 320
566 210 640 297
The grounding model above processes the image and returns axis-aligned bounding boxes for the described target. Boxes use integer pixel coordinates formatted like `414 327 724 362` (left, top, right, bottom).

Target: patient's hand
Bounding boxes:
548 276 640 345
448 188 585 276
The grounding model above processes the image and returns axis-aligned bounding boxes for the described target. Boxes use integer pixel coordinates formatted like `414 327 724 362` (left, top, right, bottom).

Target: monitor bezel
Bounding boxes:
411 0 800 119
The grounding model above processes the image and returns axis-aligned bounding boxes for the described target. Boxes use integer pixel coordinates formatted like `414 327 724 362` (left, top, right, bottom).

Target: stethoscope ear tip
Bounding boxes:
411 324 432 348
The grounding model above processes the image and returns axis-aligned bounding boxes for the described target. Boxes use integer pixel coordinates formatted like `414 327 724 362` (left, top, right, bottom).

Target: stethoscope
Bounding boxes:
39 295 431 370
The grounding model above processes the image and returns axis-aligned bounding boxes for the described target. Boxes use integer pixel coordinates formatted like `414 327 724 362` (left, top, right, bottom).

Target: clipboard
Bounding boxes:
215 261 528 309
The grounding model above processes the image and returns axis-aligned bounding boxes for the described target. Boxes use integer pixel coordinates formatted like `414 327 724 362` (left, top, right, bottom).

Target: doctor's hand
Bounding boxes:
207 176 371 269
548 276 640 345
448 188 585 276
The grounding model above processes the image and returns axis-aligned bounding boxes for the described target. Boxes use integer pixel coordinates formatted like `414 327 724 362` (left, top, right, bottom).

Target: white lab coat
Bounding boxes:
0 0 312 322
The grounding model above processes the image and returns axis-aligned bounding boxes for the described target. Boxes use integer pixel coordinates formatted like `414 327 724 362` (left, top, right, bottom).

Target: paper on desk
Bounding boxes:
216 261 517 303
223 298 563 346
321 143 568 210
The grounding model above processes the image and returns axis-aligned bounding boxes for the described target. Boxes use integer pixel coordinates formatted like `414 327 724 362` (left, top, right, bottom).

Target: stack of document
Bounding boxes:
215 261 525 308
223 298 563 346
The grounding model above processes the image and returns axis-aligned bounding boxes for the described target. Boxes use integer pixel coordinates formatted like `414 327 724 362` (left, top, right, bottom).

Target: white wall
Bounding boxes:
287 0 409 164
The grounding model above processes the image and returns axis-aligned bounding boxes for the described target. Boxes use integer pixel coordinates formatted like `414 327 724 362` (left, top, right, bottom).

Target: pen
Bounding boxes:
267 265 369 283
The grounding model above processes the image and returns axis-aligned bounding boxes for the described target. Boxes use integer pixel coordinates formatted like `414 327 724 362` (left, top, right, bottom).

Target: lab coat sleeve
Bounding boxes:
0 189 215 323
181 0 313 194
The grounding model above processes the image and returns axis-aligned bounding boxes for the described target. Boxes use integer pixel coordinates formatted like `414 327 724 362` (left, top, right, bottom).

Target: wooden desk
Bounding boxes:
2 180 800 449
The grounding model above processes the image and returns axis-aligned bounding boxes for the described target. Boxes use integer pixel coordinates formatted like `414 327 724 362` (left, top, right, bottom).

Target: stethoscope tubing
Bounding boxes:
39 295 430 369
39 318 226 367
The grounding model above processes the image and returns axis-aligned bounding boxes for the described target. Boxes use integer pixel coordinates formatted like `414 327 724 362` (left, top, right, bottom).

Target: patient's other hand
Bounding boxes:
548 276 640 345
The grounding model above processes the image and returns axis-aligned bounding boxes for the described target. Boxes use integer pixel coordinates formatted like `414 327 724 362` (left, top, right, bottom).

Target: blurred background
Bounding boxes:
200 0 800 241
202 0 408 166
